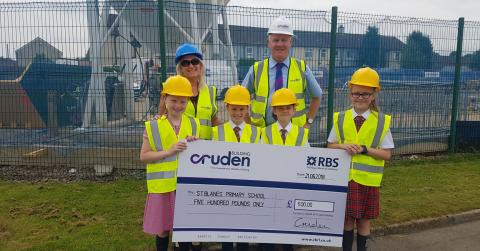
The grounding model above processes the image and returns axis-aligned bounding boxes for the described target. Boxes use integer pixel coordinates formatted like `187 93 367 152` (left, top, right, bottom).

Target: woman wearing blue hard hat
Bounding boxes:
158 43 221 140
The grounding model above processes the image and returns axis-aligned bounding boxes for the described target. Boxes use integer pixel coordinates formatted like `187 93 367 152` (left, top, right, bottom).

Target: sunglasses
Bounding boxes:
180 58 201 67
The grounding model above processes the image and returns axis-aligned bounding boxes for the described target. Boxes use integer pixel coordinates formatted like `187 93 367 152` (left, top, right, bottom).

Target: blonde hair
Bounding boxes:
370 94 380 112
175 57 207 90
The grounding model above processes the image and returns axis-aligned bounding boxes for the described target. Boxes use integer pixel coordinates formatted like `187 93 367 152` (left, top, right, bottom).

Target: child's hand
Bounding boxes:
342 144 362 155
185 136 198 142
168 140 188 155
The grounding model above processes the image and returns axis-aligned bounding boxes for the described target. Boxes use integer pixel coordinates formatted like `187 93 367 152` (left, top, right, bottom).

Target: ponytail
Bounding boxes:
370 97 379 112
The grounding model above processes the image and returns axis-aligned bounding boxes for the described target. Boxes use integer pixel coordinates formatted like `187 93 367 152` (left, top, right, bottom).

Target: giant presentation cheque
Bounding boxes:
173 140 351 247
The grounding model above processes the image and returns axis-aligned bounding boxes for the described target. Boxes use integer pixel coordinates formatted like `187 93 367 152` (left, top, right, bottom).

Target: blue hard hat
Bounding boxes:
175 43 203 64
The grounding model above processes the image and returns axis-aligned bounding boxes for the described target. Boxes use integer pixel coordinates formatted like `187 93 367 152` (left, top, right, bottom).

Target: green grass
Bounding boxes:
0 153 479 250
378 153 480 226
0 180 152 251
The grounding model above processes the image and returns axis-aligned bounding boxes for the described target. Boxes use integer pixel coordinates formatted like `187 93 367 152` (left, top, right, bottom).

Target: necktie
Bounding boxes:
354 115 366 132
280 129 288 144
233 126 241 142
274 63 284 91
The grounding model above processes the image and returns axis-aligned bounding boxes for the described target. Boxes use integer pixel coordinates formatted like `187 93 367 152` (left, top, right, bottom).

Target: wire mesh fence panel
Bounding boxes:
334 12 462 154
455 20 480 150
0 1 479 179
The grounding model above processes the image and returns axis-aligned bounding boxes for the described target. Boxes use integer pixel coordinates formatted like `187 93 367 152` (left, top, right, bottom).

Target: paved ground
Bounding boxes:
368 219 480 251
295 219 480 251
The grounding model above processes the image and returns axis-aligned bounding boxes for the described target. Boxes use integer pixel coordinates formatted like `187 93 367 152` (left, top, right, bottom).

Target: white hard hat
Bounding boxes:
267 16 294 36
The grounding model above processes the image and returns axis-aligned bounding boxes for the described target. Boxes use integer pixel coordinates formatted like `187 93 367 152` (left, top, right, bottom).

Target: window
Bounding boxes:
393 51 400 61
320 49 328 59
304 48 313 59
346 50 352 59
246 47 253 58
263 48 269 58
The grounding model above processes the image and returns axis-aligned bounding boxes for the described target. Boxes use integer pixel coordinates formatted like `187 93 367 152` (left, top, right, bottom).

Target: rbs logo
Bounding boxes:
306 156 339 168
190 151 251 167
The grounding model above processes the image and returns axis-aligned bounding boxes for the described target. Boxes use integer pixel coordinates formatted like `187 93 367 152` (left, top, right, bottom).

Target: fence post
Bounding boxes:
327 6 338 141
157 0 167 84
449 17 464 153
47 91 58 137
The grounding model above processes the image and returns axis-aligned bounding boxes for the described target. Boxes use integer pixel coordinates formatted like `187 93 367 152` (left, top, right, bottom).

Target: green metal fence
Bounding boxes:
0 1 479 178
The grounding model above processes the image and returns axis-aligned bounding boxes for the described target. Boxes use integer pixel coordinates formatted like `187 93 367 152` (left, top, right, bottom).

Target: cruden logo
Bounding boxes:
190 151 251 167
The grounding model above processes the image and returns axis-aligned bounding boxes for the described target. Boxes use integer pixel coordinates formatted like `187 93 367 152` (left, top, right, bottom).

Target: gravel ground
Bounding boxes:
0 165 145 182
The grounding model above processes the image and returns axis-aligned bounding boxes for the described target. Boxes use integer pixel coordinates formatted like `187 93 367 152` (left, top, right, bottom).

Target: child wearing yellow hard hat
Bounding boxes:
259 88 309 251
140 75 200 251
327 67 394 251
261 88 309 146
212 85 260 145
211 84 259 251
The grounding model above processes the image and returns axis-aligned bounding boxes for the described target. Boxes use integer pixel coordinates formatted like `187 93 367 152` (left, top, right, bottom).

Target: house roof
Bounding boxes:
15 37 62 55
0 57 18 67
215 25 404 50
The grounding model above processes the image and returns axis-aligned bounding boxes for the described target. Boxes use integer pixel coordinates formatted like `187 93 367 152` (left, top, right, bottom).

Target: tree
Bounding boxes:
358 26 381 68
468 50 480 71
400 31 434 69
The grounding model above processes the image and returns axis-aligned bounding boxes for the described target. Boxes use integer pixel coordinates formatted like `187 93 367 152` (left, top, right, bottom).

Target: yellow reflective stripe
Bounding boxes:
296 127 305 146
338 111 345 143
295 93 305 99
153 154 177 164
150 120 163 151
218 124 225 141
254 94 267 102
208 86 216 115
188 117 197 136
371 112 386 148
199 119 212 126
294 110 306 117
265 125 273 144
295 59 306 89
250 126 258 143
251 112 263 119
146 170 176 180
352 163 384 174
254 60 265 92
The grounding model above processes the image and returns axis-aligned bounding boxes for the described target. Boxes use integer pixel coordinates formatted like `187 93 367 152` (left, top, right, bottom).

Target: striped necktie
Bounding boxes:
233 126 241 142
280 129 287 144
274 63 284 91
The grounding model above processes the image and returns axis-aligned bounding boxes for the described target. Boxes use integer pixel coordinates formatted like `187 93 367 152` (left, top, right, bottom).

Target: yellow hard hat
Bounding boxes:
224 85 250 105
348 67 381 90
271 88 297 106
161 75 193 97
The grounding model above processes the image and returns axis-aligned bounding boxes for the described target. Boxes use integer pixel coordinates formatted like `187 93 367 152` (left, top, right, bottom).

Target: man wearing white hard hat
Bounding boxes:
242 16 322 129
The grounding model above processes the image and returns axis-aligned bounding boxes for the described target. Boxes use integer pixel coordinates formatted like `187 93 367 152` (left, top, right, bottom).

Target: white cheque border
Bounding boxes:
173 231 342 247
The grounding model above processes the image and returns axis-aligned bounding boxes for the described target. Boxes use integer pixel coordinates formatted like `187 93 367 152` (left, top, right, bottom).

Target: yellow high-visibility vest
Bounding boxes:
261 123 309 146
212 123 260 143
162 82 217 140
333 109 391 187
144 115 200 193
185 85 217 140
251 57 307 127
